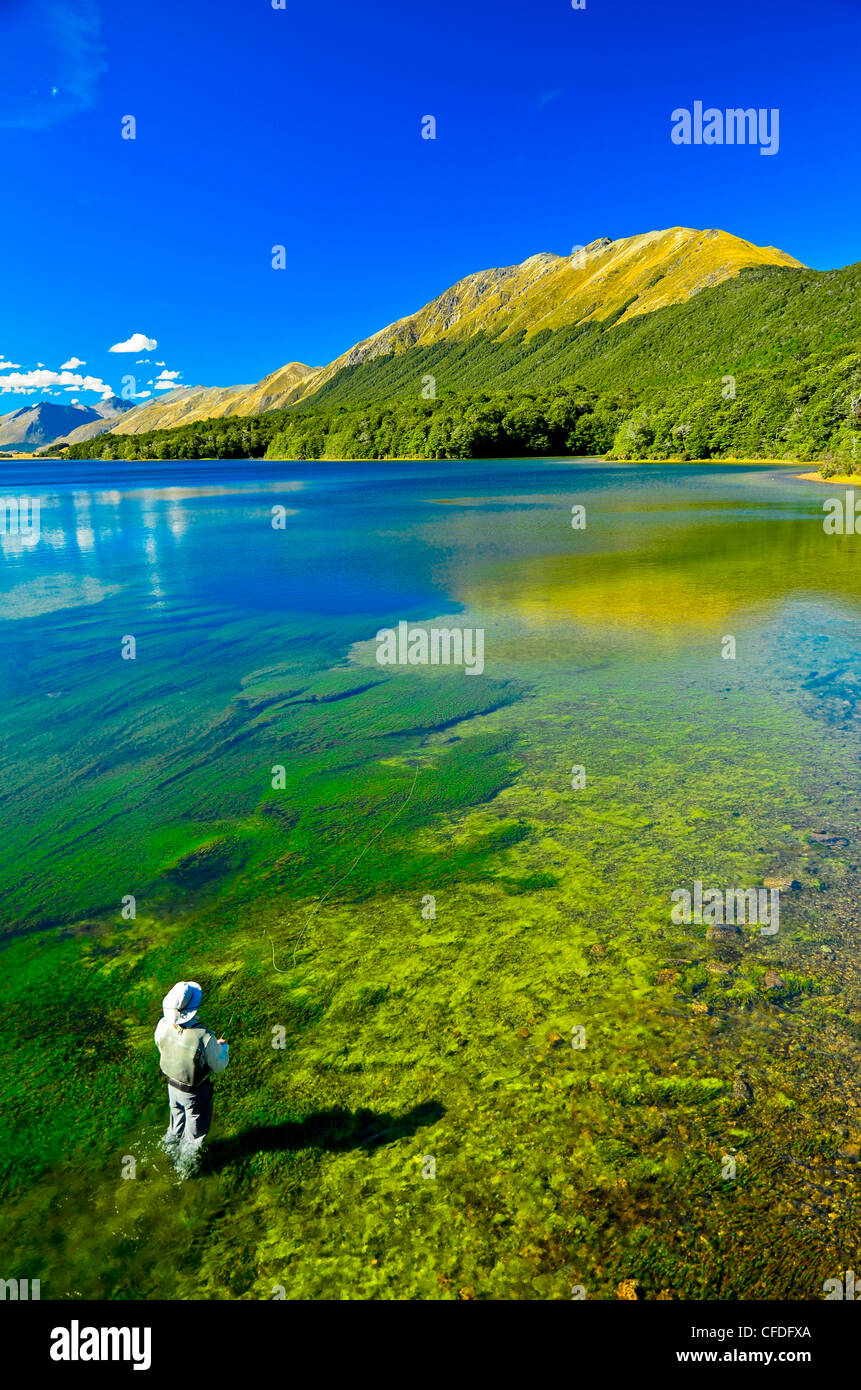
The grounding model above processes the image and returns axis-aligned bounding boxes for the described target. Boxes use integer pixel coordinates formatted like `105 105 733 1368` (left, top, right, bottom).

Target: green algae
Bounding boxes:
3 465 861 1301
3 639 861 1302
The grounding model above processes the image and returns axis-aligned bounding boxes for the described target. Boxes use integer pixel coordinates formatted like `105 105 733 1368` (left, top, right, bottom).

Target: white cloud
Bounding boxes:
61 356 86 370
0 368 113 397
135 359 151 364
148 365 183 391
155 361 166 367
109 333 157 353
0 0 107 132
0 356 21 369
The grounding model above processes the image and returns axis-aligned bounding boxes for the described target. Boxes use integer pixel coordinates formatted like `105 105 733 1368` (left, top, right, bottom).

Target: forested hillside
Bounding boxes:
58 261 861 472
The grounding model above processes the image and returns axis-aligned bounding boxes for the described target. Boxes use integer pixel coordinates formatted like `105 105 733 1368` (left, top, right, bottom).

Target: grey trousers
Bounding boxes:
166 1080 214 1151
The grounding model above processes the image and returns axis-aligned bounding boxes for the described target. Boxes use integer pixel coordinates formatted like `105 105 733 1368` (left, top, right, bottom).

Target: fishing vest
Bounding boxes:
158 1022 213 1092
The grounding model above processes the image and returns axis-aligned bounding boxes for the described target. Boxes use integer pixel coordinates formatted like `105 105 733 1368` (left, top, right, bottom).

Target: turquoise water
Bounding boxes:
2 455 860 932
2 456 861 1299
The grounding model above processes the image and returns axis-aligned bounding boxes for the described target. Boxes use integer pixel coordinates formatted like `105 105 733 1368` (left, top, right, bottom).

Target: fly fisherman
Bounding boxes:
155 981 228 1177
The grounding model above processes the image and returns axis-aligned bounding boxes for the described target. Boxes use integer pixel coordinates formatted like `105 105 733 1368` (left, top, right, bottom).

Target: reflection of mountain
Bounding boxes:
459 509 861 634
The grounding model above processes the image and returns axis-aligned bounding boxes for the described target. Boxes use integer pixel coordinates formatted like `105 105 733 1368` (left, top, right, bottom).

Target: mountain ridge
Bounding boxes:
56 226 802 444
0 396 134 451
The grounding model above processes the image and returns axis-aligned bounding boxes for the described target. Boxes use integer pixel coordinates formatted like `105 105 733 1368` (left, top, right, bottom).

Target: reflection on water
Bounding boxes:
1 456 854 922
1 458 839 629
463 514 861 635
3 457 861 1300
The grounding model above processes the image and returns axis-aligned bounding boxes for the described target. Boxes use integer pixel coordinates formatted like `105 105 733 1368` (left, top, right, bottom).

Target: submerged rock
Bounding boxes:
732 1077 754 1102
706 924 741 942
616 1279 645 1300
764 969 786 990
655 968 680 984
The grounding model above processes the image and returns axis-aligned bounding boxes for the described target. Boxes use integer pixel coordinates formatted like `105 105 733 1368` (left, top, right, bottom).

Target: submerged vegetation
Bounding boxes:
4 462 861 1298
4 643 861 1299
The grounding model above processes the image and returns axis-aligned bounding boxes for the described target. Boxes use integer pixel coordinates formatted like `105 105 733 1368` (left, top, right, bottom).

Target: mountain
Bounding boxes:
101 362 317 439
0 395 138 451
0 397 135 451
87 228 801 439
288 227 802 404
61 225 861 469
45 393 156 449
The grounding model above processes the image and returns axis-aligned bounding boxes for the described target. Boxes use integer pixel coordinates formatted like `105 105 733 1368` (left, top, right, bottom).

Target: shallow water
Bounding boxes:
2 457 860 1299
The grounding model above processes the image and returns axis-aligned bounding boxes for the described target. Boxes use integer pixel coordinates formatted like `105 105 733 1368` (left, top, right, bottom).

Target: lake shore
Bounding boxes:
796 470 860 485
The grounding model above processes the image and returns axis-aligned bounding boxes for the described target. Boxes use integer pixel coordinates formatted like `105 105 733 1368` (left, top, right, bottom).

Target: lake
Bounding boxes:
2 456 860 1299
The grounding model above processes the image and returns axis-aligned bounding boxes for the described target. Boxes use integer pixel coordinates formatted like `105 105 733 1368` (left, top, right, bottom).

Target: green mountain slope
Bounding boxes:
300 261 861 406
279 227 801 407
76 228 800 441
59 233 861 470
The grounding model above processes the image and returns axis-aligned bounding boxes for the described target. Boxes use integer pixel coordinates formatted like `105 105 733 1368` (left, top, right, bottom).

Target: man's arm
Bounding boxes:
204 1032 229 1074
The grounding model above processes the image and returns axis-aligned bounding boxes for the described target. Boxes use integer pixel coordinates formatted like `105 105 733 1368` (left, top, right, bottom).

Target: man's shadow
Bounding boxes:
206 1100 444 1172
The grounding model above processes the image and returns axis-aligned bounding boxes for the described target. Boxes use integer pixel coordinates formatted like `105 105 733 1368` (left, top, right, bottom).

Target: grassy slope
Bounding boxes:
58 262 861 470
303 262 861 404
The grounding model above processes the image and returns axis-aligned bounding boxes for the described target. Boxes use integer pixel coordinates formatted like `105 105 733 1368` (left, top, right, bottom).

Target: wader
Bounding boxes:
157 1022 216 1175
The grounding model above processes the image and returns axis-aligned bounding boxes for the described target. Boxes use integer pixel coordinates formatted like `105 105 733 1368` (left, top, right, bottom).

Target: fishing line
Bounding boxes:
264 760 421 973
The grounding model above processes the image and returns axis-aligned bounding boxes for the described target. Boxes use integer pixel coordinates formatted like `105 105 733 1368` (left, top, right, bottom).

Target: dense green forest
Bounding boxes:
58 262 861 472
58 356 861 472
305 262 861 405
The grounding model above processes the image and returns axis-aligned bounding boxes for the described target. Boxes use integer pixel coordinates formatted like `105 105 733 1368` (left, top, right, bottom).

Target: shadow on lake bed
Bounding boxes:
205 1101 445 1171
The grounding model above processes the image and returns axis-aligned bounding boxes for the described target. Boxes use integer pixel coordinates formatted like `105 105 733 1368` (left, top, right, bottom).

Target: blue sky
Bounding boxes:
1 0 859 408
